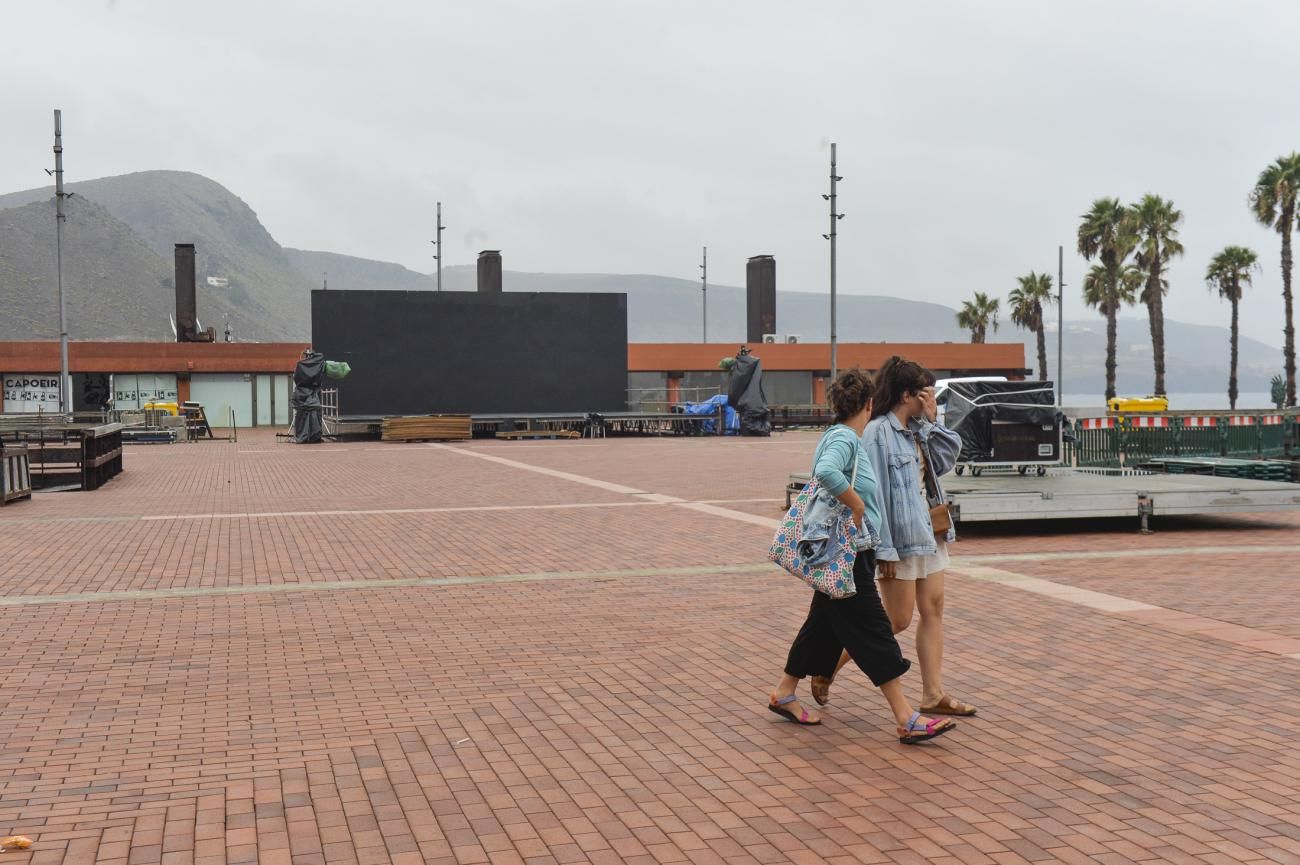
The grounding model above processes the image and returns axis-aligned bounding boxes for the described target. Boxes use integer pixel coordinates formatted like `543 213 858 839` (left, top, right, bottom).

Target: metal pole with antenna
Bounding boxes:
700 246 707 342
433 202 445 292
823 143 844 379
52 109 71 414
1057 245 1065 407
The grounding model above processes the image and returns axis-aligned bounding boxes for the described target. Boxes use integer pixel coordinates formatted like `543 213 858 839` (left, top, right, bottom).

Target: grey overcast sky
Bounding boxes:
3 0 1299 346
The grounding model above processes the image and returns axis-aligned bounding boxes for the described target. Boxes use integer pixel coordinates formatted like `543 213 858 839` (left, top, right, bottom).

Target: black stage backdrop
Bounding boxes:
310 290 628 415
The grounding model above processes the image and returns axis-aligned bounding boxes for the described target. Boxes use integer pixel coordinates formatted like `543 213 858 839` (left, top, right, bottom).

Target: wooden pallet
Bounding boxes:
381 415 472 442
495 429 581 440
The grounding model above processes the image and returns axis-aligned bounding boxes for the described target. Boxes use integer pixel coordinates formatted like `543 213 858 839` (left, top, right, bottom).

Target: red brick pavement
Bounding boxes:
1 431 1298 864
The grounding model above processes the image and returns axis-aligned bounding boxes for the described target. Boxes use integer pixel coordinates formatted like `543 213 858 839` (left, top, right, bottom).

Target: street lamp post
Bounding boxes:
433 202 445 292
1057 245 1065 407
823 143 844 379
700 246 707 342
52 109 71 414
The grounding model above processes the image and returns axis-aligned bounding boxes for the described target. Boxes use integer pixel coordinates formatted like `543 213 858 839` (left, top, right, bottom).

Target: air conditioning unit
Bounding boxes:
762 333 778 344
785 334 800 344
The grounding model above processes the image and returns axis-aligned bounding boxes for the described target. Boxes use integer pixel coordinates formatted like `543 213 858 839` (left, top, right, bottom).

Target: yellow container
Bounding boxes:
143 401 180 416
1107 396 1169 413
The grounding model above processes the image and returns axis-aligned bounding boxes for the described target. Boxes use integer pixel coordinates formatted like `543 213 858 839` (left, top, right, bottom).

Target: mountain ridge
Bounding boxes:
0 170 1283 393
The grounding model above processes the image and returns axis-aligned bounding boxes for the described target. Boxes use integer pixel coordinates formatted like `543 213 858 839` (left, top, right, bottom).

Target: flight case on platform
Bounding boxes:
943 380 1063 476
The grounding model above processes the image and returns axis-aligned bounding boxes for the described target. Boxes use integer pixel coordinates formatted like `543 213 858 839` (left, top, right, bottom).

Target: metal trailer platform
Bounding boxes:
786 467 1300 530
944 467 1300 529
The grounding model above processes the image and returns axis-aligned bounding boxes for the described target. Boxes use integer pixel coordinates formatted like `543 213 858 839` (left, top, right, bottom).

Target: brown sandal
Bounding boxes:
919 694 977 716
810 676 833 706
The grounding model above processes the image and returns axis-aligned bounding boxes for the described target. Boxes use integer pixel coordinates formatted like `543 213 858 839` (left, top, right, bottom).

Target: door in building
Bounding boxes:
253 375 292 426
273 374 291 425
255 375 272 426
190 374 253 429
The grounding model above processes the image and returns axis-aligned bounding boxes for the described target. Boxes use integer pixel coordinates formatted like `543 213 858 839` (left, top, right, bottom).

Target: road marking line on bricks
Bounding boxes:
635 493 686 504
952 565 1160 612
138 501 657 521
950 562 1300 657
673 502 781 528
424 444 784 532
426 443 646 494
0 563 779 607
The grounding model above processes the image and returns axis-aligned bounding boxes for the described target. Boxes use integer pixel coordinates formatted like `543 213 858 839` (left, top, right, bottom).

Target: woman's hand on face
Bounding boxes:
919 387 938 422
877 559 897 580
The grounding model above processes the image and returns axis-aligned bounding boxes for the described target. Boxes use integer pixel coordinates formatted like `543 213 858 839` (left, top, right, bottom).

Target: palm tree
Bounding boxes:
1129 195 1184 397
1249 152 1300 407
1078 197 1137 401
1009 272 1056 381
956 292 1000 344
1082 263 1140 401
1205 246 1259 410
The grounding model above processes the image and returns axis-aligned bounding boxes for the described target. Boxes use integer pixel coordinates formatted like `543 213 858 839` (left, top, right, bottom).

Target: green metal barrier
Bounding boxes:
1223 421 1260 457
1120 420 1178 464
1069 421 1120 467
1261 419 1288 456
1175 420 1221 457
1062 410 1297 467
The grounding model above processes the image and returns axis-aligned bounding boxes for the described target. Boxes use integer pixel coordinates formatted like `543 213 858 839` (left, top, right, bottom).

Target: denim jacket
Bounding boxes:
862 413 962 562
797 427 882 566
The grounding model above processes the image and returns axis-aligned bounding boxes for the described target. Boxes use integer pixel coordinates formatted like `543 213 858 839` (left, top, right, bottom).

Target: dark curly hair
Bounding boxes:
827 366 874 423
870 356 936 420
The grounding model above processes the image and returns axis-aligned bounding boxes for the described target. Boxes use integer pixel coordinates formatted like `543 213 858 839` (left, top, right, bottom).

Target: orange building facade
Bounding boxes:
1 339 1026 419
628 342 1028 407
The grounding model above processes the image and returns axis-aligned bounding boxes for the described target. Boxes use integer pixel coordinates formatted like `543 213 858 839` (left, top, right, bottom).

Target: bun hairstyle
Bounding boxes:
870 356 936 420
827 366 874 423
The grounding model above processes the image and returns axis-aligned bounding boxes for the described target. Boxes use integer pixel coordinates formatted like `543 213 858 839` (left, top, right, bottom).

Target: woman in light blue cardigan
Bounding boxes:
815 357 976 717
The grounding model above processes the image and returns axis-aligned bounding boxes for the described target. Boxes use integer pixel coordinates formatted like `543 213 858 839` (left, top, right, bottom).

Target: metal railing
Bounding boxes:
625 386 721 413
1065 411 1298 468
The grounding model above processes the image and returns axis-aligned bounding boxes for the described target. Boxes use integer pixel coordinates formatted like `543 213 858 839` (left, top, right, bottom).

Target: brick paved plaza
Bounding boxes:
1 431 1299 865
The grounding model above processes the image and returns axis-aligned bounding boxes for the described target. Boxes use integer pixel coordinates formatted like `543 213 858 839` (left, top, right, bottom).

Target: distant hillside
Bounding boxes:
0 196 277 341
0 171 311 338
0 169 1283 393
285 248 436 293
285 253 967 343
284 252 1280 391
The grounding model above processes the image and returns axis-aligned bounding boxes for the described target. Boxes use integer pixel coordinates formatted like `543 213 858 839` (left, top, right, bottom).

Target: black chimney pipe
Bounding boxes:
746 255 776 343
174 243 214 342
175 243 197 341
477 250 502 294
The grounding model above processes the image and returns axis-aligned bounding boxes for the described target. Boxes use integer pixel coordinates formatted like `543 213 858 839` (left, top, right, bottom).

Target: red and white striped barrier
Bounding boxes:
1131 416 1169 428
1227 416 1256 427
1183 416 1216 428
1260 414 1283 425
1080 417 1115 430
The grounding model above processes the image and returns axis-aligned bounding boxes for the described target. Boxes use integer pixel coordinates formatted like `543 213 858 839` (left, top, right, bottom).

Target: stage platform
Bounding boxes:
788 466 1300 530
325 410 717 439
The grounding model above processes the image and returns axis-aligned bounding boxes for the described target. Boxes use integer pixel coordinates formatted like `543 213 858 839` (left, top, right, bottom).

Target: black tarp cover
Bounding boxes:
291 351 325 444
945 380 1056 459
727 351 772 436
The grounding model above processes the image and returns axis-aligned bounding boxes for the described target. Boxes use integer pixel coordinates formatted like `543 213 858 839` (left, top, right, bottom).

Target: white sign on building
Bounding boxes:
2 374 62 413
206 277 229 288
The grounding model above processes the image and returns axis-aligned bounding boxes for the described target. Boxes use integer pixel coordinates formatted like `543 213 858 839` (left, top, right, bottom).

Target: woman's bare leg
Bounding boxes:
915 570 946 706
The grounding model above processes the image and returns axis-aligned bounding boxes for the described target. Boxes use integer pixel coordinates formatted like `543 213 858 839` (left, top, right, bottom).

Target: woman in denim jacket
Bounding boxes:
815 357 977 717
768 367 956 744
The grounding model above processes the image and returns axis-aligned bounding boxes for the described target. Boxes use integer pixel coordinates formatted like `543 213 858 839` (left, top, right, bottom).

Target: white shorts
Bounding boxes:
878 536 949 582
